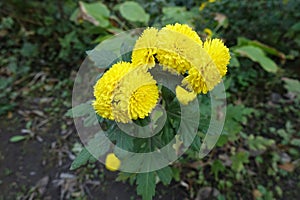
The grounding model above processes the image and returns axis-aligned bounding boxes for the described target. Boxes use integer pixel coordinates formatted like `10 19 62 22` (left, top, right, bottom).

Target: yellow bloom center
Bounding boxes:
93 62 134 120
156 23 203 75
112 67 159 123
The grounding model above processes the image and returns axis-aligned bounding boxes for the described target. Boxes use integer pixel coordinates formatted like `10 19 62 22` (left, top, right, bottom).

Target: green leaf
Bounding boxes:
83 113 99 127
290 22 300 32
216 135 228 147
0 77 12 90
70 8 79 22
190 134 201 151
156 166 173 185
231 151 249 172
282 78 300 97
120 41 133 62
20 42 38 58
0 103 16 115
9 135 27 143
65 102 101 127
109 127 134 151
236 37 285 58
70 148 91 170
290 138 300 147
116 172 136 183
211 159 225 179
136 172 156 200
119 1 149 24
228 53 240 67
87 49 119 69
65 102 93 118
247 135 275 151
86 131 110 158
79 1 110 27
235 45 278 73
162 6 194 25
70 131 110 170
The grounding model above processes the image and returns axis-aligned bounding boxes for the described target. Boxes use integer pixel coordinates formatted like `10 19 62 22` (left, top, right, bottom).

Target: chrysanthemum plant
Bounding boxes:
69 23 230 200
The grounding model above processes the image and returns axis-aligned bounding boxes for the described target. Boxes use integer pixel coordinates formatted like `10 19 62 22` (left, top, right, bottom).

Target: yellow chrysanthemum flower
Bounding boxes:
93 62 133 120
105 153 121 171
176 85 197 105
182 38 230 94
163 24 203 45
112 68 159 123
203 39 230 76
131 28 158 69
183 64 221 94
156 23 203 74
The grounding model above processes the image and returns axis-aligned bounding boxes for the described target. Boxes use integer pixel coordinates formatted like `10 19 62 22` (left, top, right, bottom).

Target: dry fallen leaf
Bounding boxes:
278 162 295 172
7 111 13 119
172 135 183 156
252 189 262 199
36 176 50 195
214 13 227 27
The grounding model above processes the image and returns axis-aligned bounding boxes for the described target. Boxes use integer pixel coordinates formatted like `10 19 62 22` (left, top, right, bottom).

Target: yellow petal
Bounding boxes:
105 153 121 171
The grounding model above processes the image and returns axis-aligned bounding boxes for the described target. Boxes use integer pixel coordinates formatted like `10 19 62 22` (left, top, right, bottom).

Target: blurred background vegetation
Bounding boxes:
0 0 299 199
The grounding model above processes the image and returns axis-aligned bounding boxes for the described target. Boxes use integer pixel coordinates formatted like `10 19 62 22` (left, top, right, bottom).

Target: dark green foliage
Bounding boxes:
2 0 300 199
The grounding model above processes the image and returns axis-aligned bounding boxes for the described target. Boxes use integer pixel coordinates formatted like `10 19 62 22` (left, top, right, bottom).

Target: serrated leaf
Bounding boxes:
9 135 27 143
70 148 91 170
119 1 149 23
247 135 275 151
225 104 254 125
109 127 134 151
156 166 173 185
211 159 225 179
136 172 156 200
116 172 136 183
70 131 110 170
231 151 249 172
235 45 278 73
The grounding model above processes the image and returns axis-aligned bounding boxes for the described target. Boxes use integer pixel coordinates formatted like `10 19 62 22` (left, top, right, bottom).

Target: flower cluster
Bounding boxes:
93 23 230 123
93 62 159 123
